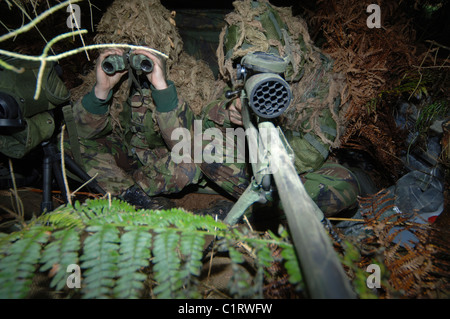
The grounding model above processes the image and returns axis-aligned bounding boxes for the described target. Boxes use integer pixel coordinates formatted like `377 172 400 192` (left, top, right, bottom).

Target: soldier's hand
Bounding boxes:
229 98 243 126
94 48 128 100
132 49 168 90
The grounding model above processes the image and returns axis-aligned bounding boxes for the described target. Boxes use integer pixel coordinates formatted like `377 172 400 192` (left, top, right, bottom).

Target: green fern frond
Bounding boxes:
281 244 302 285
114 227 152 299
178 231 206 298
152 229 183 298
0 198 306 299
39 228 80 291
227 241 257 298
0 227 50 298
80 225 120 299
38 205 84 229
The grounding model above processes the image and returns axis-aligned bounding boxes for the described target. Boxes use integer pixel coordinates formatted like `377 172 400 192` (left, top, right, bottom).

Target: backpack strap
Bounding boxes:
62 104 84 171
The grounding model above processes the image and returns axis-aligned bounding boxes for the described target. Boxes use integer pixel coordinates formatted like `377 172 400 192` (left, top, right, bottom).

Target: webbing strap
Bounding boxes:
320 124 337 138
304 133 329 159
62 104 84 170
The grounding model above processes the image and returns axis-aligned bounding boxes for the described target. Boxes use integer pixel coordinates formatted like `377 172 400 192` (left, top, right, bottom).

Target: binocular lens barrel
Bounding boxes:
101 53 154 75
101 55 126 75
129 54 154 73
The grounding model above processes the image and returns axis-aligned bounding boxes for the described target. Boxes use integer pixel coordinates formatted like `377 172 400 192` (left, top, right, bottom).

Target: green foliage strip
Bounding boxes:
0 198 301 299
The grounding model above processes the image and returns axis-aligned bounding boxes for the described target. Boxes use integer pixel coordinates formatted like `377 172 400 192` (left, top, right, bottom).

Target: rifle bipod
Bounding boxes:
40 141 105 213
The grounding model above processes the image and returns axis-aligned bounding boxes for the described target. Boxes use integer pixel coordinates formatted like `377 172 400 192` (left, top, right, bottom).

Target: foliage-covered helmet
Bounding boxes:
217 0 309 85
94 0 183 70
218 0 349 154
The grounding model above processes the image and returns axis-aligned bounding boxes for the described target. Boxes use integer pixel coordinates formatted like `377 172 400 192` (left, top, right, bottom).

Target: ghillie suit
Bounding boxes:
200 0 359 216
71 0 217 120
216 0 349 152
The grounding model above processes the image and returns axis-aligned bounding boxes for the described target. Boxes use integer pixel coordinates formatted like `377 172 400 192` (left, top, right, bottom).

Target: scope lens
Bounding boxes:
246 74 292 119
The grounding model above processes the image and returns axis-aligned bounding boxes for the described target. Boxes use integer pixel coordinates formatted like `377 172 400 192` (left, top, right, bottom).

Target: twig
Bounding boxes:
34 29 87 99
412 65 450 69
0 40 169 100
87 0 101 33
60 124 72 205
425 40 450 52
0 204 26 228
8 159 24 221
68 0 90 61
10 0 55 55
0 0 82 42
71 172 99 196
207 215 219 282
408 41 432 101
243 214 253 232
328 217 417 226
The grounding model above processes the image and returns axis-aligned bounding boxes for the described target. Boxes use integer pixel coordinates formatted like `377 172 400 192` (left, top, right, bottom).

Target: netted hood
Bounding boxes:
94 0 183 70
216 0 312 85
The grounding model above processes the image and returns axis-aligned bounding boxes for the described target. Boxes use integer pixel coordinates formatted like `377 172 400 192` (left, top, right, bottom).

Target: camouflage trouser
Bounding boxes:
299 162 360 217
194 129 359 216
66 134 358 215
207 160 359 217
68 134 202 196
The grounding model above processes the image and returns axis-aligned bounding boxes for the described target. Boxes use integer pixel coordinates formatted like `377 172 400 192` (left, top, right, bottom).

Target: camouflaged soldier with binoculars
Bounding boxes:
69 47 205 207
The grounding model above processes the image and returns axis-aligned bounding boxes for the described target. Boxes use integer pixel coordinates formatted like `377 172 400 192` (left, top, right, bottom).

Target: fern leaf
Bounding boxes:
252 241 274 295
113 227 152 299
281 244 302 285
177 231 206 298
80 225 120 299
40 228 81 291
227 243 255 298
38 205 84 229
152 229 183 298
180 232 205 276
0 227 50 298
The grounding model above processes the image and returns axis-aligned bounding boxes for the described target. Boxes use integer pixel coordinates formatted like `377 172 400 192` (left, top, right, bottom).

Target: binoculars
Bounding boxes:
102 52 154 75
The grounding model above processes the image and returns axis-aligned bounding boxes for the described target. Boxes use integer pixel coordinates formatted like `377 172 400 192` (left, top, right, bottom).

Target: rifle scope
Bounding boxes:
244 73 292 118
237 52 292 119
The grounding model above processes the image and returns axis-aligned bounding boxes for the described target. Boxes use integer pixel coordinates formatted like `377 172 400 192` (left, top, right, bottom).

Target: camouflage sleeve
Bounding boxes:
72 86 113 139
155 84 249 198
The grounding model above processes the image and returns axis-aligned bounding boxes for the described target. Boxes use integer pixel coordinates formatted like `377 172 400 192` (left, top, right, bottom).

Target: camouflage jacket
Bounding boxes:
73 81 358 214
72 80 250 198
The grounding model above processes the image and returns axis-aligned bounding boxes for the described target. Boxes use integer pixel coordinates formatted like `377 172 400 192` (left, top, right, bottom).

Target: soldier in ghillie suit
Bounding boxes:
67 0 219 206
190 0 362 217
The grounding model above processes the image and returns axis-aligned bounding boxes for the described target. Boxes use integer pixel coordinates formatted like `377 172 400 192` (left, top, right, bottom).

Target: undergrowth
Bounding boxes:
0 198 302 299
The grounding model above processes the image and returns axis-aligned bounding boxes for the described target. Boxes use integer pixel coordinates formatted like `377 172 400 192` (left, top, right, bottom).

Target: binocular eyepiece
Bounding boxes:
101 52 154 75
